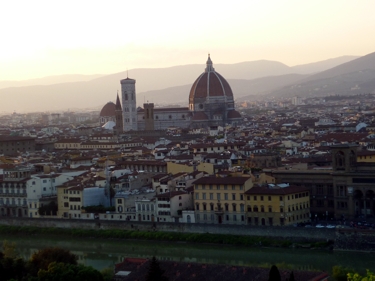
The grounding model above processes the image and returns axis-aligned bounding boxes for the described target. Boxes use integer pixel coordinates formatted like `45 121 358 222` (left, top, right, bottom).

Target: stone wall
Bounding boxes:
0 218 335 242
335 228 375 251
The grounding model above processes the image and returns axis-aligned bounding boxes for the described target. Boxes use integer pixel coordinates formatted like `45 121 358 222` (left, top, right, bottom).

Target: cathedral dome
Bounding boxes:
100 102 116 117
189 55 233 104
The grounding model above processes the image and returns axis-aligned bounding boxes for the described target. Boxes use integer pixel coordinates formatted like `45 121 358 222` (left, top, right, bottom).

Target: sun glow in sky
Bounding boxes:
1 0 375 80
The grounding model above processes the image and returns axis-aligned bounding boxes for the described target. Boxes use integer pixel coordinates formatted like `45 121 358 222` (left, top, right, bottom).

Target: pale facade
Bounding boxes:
193 176 253 225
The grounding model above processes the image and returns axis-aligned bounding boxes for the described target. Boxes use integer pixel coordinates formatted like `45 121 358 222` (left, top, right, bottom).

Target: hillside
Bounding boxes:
0 56 360 113
269 52 375 97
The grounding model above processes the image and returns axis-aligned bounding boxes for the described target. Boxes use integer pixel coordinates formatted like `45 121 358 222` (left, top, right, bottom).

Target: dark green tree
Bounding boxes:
145 256 168 281
28 247 77 276
269 265 281 281
37 262 103 281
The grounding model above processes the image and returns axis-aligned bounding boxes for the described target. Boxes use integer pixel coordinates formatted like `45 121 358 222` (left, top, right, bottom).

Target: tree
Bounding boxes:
28 247 77 276
332 265 355 281
2 240 17 259
145 256 168 281
37 262 103 281
269 265 281 281
347 270 375 281
101 267 114 281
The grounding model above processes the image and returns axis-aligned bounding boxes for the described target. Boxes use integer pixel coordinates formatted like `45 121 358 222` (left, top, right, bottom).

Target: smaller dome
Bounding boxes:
100 102 116 117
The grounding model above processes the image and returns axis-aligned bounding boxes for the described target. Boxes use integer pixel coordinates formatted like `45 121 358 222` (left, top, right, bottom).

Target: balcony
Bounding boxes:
214 207 224 215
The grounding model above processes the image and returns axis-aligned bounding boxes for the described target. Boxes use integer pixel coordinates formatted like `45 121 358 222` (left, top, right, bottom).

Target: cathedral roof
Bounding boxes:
100 102 116 117
191 111 209 121
227 110 242 119
189 55 234 102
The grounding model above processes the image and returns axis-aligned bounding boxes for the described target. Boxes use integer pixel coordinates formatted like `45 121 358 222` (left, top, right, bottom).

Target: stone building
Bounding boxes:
0 136 35 156
104 55 243 133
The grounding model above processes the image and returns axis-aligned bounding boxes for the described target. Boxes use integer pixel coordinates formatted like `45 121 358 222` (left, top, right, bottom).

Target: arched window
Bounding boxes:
125 94 128 100
260 205 264 212
247 205 252 212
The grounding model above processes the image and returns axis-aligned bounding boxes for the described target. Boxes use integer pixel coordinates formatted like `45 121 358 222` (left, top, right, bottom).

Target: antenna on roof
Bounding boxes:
127 68 128 78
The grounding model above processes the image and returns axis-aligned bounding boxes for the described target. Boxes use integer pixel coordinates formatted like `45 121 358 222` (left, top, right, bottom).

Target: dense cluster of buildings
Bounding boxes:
1 56 375 227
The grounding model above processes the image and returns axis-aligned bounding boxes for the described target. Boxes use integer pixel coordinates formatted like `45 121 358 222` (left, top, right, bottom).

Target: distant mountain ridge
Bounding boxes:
268 52 375 98
0 55 362 113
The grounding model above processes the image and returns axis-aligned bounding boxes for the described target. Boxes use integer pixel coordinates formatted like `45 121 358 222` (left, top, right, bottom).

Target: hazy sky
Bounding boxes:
1 0 375 81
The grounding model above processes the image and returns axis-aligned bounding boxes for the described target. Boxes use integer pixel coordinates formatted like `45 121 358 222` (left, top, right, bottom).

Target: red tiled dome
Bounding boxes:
100 102 116 117
189 56 233 102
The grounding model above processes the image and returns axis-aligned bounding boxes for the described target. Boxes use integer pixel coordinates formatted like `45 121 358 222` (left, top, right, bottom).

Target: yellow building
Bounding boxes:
245 185 310 226
357 150 375 163
193 176 253 225
57 184 83 219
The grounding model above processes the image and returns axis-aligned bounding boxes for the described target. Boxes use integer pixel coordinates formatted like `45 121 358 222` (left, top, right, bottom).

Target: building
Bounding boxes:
99 102 116 126
193 176 253 224
245 184 310 226
0 167 29 217
121 77 137 131
188 55 242 128
105 55 243 133
0 136 35 156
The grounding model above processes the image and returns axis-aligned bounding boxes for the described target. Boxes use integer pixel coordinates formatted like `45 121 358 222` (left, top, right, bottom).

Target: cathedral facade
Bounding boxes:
101 56 242 132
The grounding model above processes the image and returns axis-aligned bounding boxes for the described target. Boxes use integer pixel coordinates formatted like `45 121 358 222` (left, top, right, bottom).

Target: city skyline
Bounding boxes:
1 0 375 81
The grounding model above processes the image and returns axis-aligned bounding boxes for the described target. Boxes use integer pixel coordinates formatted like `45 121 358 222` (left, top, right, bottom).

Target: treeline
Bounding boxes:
0 241 113 281
0 225 330 248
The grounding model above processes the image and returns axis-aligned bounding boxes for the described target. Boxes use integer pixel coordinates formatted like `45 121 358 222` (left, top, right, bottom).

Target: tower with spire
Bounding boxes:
114 92 123 136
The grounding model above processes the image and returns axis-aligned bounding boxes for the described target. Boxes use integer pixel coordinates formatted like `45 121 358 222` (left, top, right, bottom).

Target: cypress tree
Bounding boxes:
145 256 168 281
269 265 281 281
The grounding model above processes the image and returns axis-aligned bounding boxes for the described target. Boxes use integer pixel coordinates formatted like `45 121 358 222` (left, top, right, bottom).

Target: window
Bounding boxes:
233 215 237 221
224 185 228 190
268 196 271 201
196 204 199 211
232 194 236 200
195 193 199 200
279 196 283 201
216 184 220 190
240 194 243 200
203 204 207 211
240 204 244 212
224 193 228 200
209 193 213 200
209 185 213 190
268 206 272 212
232 185 236 190
203 193 206 200
232 204 237 212
260 196 264 201
261 206 264 212
217 193 221 200
210 204 214 211
254 196 257 201
117 199 122 204
247 205 252 212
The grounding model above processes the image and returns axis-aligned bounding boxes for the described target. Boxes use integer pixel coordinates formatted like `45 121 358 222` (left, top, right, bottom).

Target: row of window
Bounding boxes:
196 203 245 212
196 214 245 222
196 184 242 190
195 193 244 201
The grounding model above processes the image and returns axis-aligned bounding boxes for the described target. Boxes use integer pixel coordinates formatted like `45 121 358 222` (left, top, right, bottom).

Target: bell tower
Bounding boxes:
120 77 137 131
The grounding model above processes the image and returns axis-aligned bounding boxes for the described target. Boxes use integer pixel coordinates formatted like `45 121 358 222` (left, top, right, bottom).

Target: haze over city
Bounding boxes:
1 0 375 81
